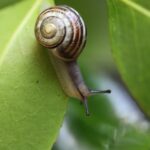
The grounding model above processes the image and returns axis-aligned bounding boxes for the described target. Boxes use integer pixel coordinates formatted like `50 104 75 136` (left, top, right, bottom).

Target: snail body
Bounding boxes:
50 56 89 100
35 5 111 115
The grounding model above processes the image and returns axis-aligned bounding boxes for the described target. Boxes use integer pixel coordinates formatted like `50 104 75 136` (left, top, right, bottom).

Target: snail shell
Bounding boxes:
35 5 86 61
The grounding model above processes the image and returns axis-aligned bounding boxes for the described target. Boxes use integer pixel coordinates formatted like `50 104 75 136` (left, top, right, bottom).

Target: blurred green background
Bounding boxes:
52 0 150 150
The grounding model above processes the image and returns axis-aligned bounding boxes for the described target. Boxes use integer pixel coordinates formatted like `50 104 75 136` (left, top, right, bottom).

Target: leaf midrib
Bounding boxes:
0 0 42 69
121 0 150 17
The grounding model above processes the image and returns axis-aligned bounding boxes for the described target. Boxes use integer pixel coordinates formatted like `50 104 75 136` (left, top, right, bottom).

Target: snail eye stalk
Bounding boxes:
82 89 111 116
83 97 90 116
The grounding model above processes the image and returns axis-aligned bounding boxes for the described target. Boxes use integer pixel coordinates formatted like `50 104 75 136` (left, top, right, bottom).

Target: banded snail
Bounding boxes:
35 5 111 115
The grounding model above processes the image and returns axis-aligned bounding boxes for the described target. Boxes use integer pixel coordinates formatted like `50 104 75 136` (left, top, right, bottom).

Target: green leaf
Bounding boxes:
107 0 150 115
0 0 67 150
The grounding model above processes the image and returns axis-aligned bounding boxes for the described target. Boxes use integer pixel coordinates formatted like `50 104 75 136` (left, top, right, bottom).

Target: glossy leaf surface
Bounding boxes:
108 0 150 116
0 0 67 149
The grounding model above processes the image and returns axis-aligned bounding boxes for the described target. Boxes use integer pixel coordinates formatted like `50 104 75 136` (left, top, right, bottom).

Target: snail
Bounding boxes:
35 5 111 116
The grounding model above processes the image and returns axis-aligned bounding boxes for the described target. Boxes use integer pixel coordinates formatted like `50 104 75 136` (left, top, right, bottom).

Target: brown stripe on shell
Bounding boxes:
57 6 85 59
64 7 81 55
62 6 86 59
49 7 74 55
47 7 74 59
67 6 87 58
69 17 83 58
60 6 80 53
71 21 86 59
67 6 86 58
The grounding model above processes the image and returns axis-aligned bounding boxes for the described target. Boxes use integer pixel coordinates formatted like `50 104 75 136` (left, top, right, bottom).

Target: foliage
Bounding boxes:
108 0 150 116
0 0 150 150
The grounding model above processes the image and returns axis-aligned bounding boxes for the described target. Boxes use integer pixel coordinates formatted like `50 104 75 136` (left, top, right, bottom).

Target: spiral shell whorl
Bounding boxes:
35 5 86 61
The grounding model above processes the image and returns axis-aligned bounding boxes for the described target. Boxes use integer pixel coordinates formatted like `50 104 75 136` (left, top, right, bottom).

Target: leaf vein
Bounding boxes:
121 0 150 17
